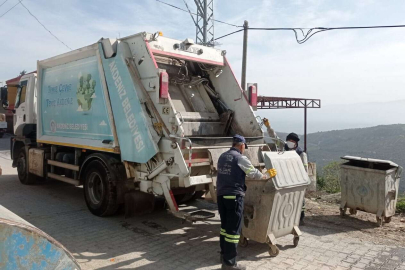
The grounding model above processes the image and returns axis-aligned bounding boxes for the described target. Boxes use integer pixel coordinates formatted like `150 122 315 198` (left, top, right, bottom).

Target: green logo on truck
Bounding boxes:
77 73 96 111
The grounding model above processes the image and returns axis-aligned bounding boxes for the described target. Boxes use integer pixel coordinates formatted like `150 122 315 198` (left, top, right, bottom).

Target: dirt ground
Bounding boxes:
304 192 405 247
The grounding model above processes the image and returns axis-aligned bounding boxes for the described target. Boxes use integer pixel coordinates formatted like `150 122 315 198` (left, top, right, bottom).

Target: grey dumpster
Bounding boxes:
340 156 403 226
239 151 310 256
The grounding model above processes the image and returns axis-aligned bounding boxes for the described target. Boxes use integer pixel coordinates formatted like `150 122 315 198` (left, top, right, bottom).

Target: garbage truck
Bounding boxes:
10 31 270 221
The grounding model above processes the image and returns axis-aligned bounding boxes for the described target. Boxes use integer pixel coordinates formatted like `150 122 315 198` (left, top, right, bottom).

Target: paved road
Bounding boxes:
0 136 404 269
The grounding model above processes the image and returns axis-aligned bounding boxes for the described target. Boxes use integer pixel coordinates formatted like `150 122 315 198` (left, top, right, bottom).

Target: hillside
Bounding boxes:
306 124 405 169
266 124 405 193
310 124 405 193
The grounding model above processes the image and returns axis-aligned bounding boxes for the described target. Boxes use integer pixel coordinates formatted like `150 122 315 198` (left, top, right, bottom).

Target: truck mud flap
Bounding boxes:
124 191 155 218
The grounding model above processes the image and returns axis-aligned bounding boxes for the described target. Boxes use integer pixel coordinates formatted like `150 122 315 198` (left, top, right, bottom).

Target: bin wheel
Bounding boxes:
239 237 248 248
293 236 299 247
339 208 346 217
268 244 280 257
376 216 383 227
384 216 392 224
349 208 357 215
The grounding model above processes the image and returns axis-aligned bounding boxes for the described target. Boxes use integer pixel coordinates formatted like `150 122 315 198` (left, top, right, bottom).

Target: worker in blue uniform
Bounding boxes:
217 134 277 270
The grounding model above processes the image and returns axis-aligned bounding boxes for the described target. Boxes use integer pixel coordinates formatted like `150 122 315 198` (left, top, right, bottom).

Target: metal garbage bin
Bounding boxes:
340 156 403 226
239 151 310 256
0 205 81 269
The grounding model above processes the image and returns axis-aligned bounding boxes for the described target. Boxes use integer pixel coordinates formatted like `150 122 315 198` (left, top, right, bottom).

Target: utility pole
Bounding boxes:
304 105 307 153
241 20 249 90
193 0 214 46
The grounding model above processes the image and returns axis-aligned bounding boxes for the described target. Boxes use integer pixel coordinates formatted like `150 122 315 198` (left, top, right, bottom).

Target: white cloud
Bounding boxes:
1 0 405 112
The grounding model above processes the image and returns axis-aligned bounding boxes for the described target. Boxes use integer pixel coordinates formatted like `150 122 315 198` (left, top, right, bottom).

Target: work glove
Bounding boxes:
262 168 277 179
267 168 277 178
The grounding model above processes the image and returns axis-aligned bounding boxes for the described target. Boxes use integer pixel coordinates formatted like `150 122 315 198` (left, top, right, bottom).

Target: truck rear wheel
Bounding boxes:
83 160 119 217
17 149 36 185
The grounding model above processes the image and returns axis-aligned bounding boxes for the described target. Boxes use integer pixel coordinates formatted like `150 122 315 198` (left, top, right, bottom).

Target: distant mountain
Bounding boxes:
257 99 405 134
265 124 405 193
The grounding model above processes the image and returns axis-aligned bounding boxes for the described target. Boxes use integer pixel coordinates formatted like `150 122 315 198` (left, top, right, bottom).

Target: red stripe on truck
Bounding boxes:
169 190 179 212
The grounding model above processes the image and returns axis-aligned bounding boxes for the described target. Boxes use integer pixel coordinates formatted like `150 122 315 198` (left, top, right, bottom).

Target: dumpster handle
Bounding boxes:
395 166 403 180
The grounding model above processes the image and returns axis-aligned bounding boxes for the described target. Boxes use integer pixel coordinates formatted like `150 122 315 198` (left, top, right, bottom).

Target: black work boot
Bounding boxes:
221 263 246 270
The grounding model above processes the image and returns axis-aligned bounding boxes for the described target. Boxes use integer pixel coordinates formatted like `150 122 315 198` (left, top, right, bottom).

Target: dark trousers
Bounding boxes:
217 195 244 266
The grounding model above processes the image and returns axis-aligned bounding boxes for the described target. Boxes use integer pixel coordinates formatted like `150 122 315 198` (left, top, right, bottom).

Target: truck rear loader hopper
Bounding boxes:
10 32 265 222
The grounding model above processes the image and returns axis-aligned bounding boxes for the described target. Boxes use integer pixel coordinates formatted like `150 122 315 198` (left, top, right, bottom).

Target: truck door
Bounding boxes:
13 80 27 135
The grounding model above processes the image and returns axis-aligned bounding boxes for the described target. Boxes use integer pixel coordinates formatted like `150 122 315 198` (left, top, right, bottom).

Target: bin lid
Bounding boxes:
341 156 399 168
262 151 311 190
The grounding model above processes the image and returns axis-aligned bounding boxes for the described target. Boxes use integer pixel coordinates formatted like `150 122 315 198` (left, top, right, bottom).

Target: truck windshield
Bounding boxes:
14 80 27 109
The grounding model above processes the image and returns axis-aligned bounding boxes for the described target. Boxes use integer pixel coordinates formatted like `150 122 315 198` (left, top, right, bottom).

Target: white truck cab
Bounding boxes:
13 73 37 138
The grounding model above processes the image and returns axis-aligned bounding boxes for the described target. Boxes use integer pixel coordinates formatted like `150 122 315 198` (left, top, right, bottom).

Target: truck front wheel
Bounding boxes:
83 160 119 217
17 149 36 185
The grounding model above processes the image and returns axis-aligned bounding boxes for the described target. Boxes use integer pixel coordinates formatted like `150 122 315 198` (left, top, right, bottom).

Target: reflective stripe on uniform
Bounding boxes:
219 228 240 239
225 238 240 244
223 195 236 199
225 234 240 239
244 165 255 174
220 228 227 236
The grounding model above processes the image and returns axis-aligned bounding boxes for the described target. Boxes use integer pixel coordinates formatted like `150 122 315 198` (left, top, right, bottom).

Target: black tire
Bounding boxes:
83 160 119 217
191 190 205 200
16 149 36 185
175 190 205 204
174 193 194 204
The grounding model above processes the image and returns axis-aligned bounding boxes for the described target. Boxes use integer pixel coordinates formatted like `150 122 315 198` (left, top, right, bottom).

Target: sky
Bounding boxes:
1 0 405 132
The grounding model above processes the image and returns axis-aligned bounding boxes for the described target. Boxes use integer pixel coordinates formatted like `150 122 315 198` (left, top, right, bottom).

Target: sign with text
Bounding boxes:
41 56 113 140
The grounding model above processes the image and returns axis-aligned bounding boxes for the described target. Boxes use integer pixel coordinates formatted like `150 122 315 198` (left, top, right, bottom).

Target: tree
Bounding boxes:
19 70 27 76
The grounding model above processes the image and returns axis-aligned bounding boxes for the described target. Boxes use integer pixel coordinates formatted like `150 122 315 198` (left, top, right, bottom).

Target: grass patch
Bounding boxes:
397 195 405 214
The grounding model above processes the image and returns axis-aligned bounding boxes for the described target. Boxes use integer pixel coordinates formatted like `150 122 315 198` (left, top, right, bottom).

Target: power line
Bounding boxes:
0 0 9 8
215 29 243 40
0 0 21 19
215 25 405 44
18 1 72 50
156 0 241 28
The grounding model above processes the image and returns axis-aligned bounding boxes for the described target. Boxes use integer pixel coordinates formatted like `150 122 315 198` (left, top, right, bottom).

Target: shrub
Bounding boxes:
317 161 342 194
397 195 405 213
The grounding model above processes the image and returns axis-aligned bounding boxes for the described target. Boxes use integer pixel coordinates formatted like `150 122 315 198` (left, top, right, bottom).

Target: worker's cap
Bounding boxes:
286 132 300 142
233 134 248 149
